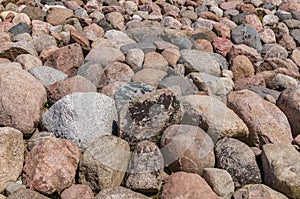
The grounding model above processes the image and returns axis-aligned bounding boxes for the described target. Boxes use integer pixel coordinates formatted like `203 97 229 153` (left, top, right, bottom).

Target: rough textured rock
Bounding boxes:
125 140 163 193
27 131 55 151
161 172 219 199
77 60 104 88
119 88 181 145
7 189 50 199
227 90 293 147
277 88 300 137
181 95 249 143
202 168 235 199
103 61 134 83
0 127 24 193
231 55 255 81
160 125 215 175
13 54 42 71
61 184 94 199
233 184 288 199
262 144 300 199
132 68 167 88
267 73 299 91
0 66 47 134
22 137 80 194
159 75 198 96
95 186 150 199
42 92 118 151
215 138 262 188
85 47 124 68
78 135 130 192
46 8 74 26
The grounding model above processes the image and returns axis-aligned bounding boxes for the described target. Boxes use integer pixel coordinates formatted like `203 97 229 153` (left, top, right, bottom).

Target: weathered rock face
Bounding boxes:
78 135 130 192
233 184 288 199
215 138 262 188
202 168 235 199
160 125 215 175
161 172 219 199
27 131 55 151
0 127 24 193
0 66 47 135
7 188 50 199
227 89 293 147
125 140 163 193
22 137 80 194
277 88 300 137
261 144 300 199
119 88 181 146
61 184 94 199
181 95 249 143
42 92 118 151
77 60 104 89
95 186 150 199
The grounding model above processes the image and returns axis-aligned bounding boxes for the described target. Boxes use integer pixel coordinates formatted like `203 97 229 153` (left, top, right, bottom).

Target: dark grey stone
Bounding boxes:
276 10 292 21
170 38 193 50
248 86 281 101
159 75 197 96
9 22 31 36
290 29 300 45
208 52 229 70
120 42 156 54
77 60 104 88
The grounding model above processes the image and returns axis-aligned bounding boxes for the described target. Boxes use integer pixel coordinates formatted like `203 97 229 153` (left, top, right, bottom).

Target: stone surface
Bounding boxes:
231 55 255 81
215 138 262 188
7 189 50 199
125 140 163 193
42 92 118 151
0 66 47 134
160 125 215 175
78 135 130 192
0 127 24 193
77 60 104 88
202 168 235 199
161 172 219 199
132 68 167 88
143 51 168 71
119 88 181 145
103 61 134 83
268 73 299 91
125 48 144 68
27 131 55 151
95 186 149 199
234 74 266 90
46 8 74 26
23 137 80 194
227 90 293 147
277 88 300 137
233 184 288 199
262 144 300 199
159 75 197 96
61 184 94 199
13 54 42 71
181 95 249 143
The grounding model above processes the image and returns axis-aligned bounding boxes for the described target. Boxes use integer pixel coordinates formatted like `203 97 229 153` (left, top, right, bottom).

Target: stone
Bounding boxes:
227 90 293 147
27 131 55 151
278 34 297 51
125 48 144 68
103 61 134 83
44 43 84 75
277 88 300 137
0 127 24 193
7 189 50 199
125 141 163 193
0 67 47 134
248 86 281 101
83 23 104 42
161 16 182 30
234 74 266 90
290 29 300 45
79 135 130 192
13 54 42 71
119 88 181 145
95 186 149 199
263 14 279 26
106 12 125 31
132 68 167 88
42 92 118 151
181 95 249 142
114 82 153 110
179 49 221 76
23 137 80 194
193 39 214 52
209 52 229 70
77 60 104 88
228 44 262 63
0 41 37 61
85 46 124 68
159 75 197 96
8 22 30 36
5 181 26 195
61 184 94 199
187 73 234 98
268 73 299 91
233 184 288 199
213 23 231 38
120 42 156 54
262 144 300 199
70 29 90 49
170 37 193 50
101 81 124 98
261 43 288 59
154 40 179 51
161 48 180 66
31 20 52 36
160 125 215 174
161 172 219 199
258 28 276 44
202 168 235 199
28 66 67 88
212 37 233 57
46 7 74 26
291 49 300 67
215 138 262 188
48 75 97 103
231 55 255 81
143 52 168 72
231 24 263 52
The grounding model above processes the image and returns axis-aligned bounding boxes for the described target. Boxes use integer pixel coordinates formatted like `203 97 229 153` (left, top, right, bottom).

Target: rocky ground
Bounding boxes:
0 0 300 198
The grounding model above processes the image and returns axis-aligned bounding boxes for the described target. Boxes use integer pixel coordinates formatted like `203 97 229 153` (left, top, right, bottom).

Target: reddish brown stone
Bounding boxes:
161 48 180 66
46 7 74 26
132 68 167 88
278 34 297 52
100 81 124 98
161 172 219 199
193 39 213 52
61 184 94 199
70 29 90 49
234 74 266 90
245 14 263 31
231 55 255 81
83 23 104 41
198 11 220 22
143 51 169 71
104 61 134 83
220 1 242 10
239 4 256 13
213 23 231 38
22 137 81 194
212 37 233 57
227 90 293 147
228 44 262 63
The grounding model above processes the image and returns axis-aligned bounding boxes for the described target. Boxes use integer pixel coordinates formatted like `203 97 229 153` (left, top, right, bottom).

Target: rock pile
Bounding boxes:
0 0 300 198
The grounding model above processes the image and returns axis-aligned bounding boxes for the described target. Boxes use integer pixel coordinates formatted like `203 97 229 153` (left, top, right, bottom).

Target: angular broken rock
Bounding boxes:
160 124 215 175
22 137 80 194
78 135 130 192
119 88 181 146
42 92 118 151
125 140 163 193
0 127 24 193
